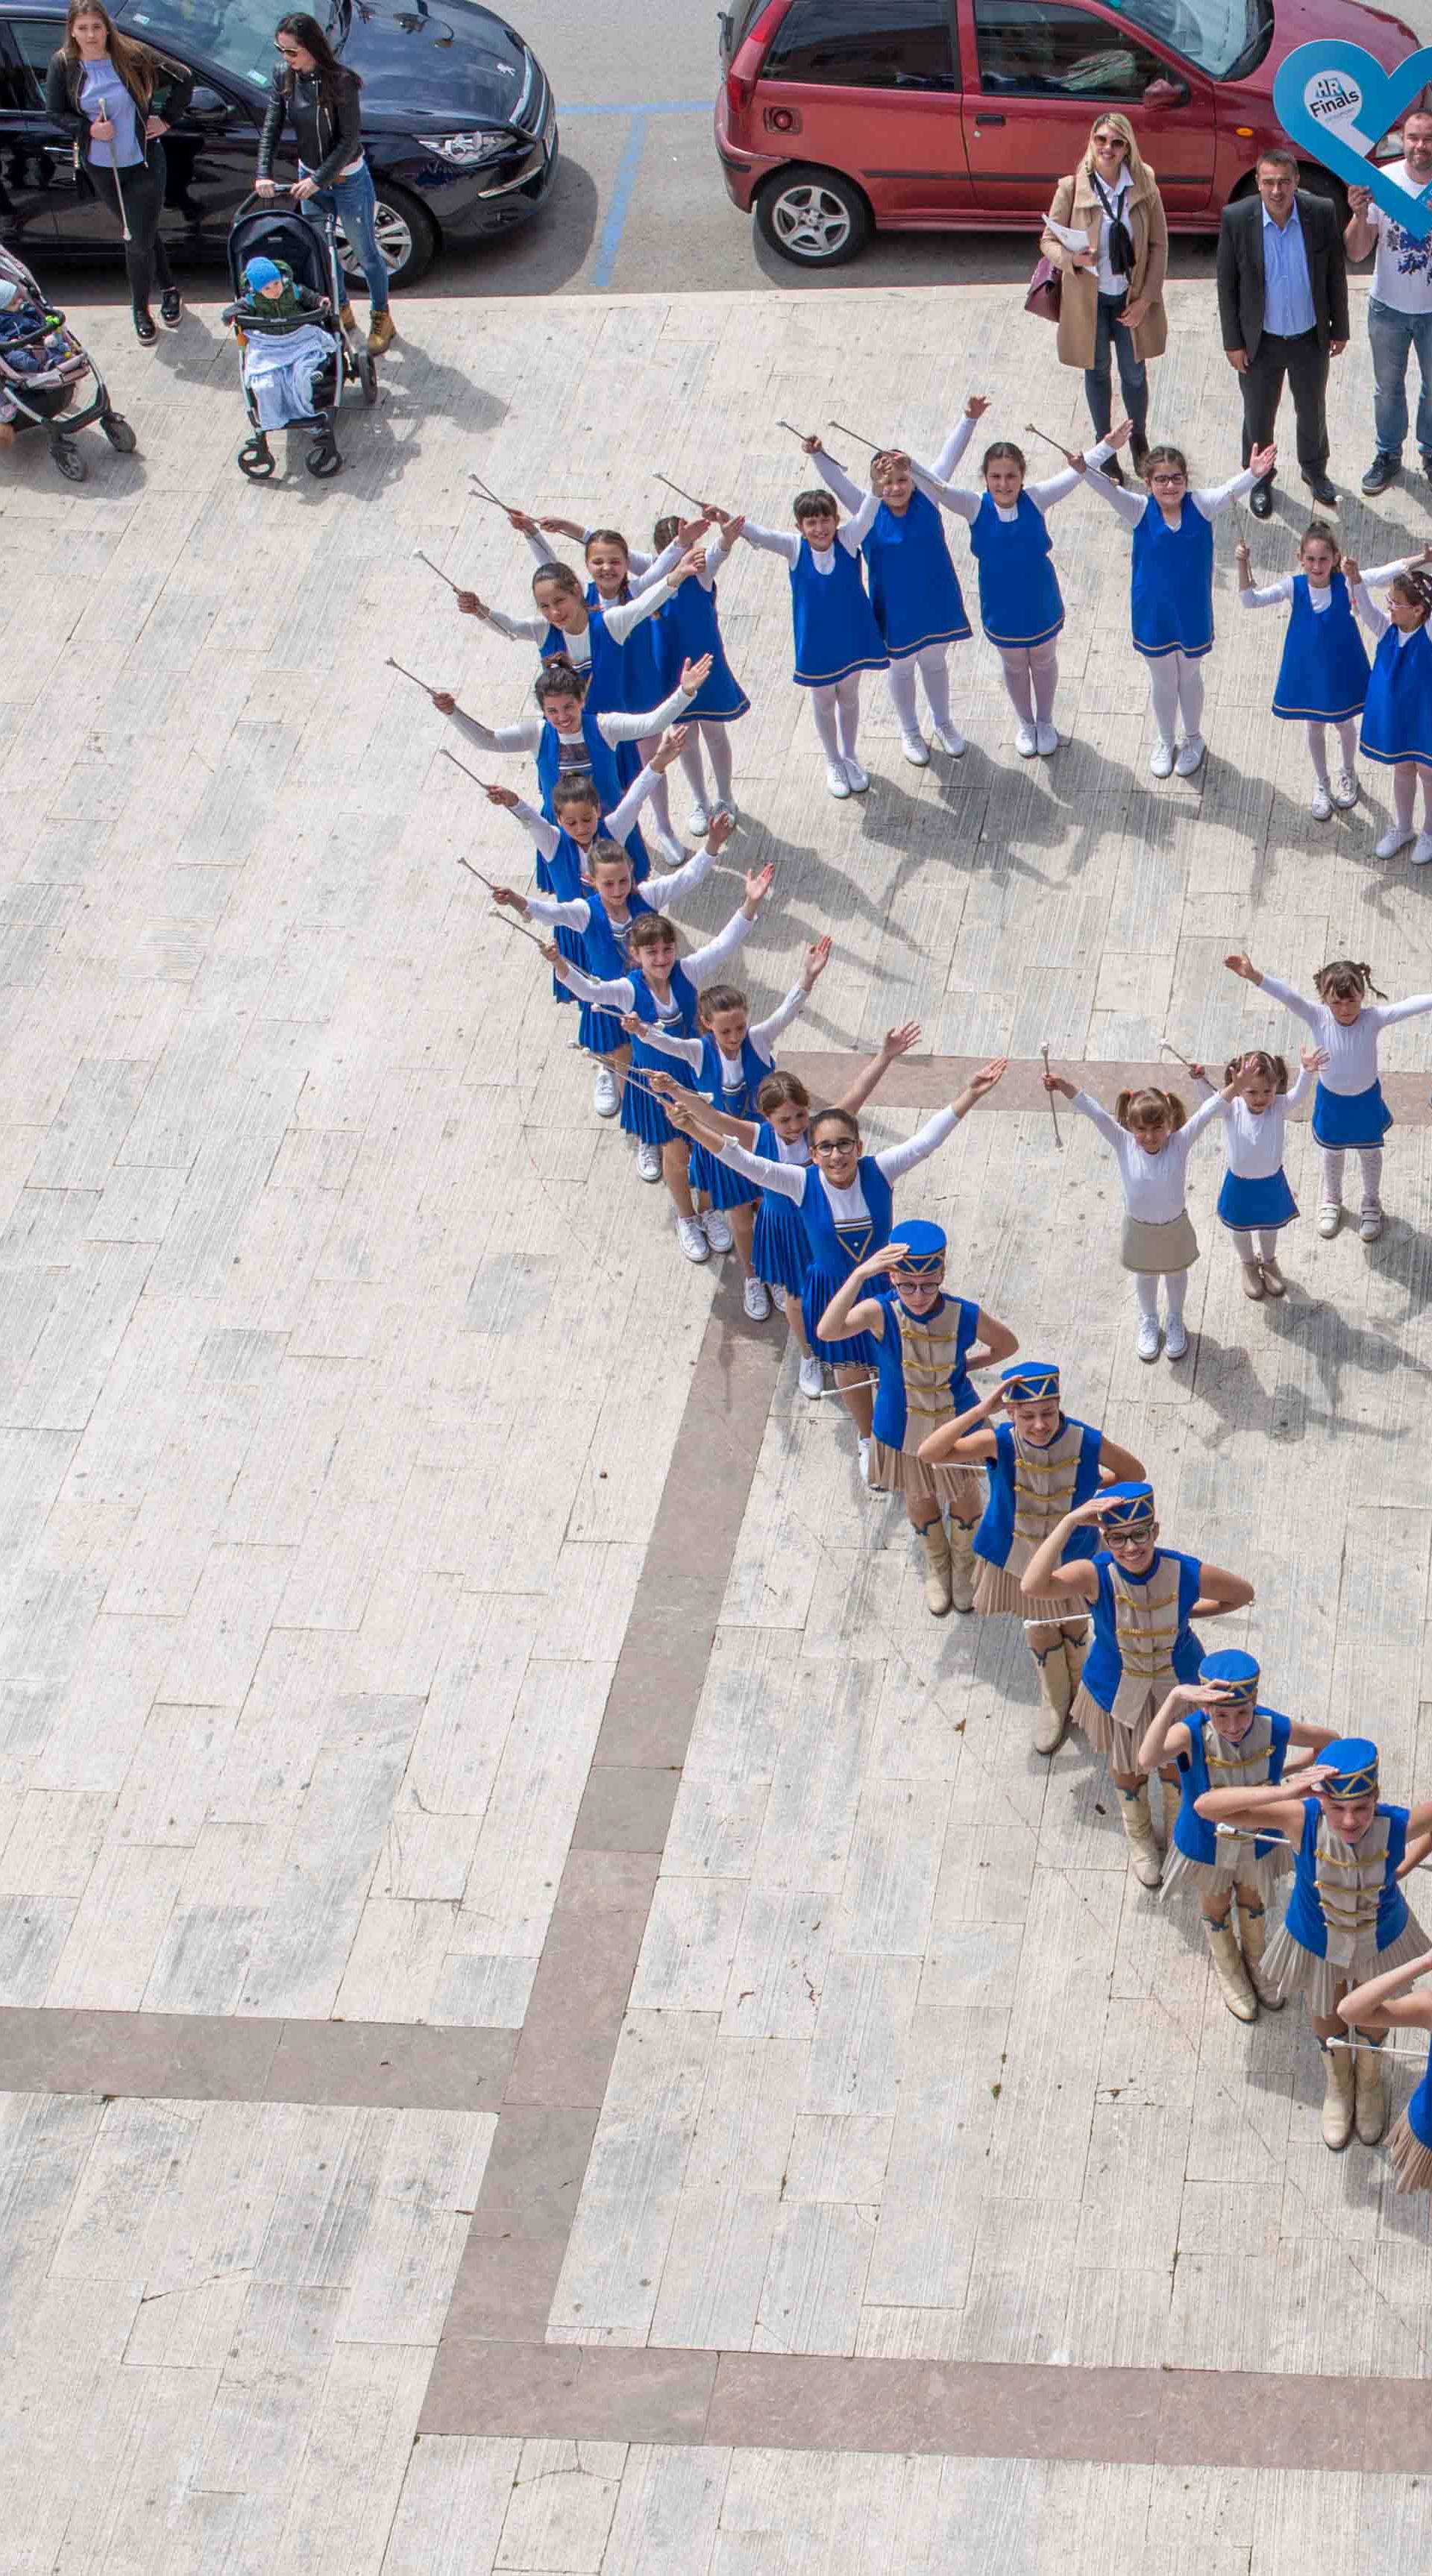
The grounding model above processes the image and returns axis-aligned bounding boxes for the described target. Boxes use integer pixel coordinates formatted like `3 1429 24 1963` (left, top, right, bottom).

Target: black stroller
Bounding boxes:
0 242 135 483
224 191 377 480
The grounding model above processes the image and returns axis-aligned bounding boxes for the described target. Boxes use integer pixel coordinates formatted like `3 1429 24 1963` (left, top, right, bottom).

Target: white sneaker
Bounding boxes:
1310 782 1333 822
592 1062 620 1118
1331 768 1359 809
654 828 688 866
798 1352 824 1397
901 733 930 766
1360 1203 1384 1242
1317 1202 1342 1238
685 802 710 837
1034 722 1059 757
1175 736 1206 777
858 1435 873 1486
1413 831 1432 868
742 1274 771 1320
712 800 737 827
1149 738 1176 778
702 1206 734 1253
1014 721 1038 758
635 1139 662 1182
676 1215 710 1262
826 762 852 799
1375 824 1414 858
842 758 870 793
1165 1317 1189 1361
1137 1314 1161 1361
933 725 967 756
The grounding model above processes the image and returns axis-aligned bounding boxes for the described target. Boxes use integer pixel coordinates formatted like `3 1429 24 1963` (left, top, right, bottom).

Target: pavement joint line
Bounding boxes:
778 1052 1432 1119
0 2009 517 2111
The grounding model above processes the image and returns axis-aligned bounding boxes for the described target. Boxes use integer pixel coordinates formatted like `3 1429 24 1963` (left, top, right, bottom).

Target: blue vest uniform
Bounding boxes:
687 1030 767 1211
1283 1797 1410 1959
1131 496 1215 660
543 607 642 796
1407 2043 1432 2155
536 711 650 875
1081 1546 1204 1714
574 887 652 1057
656 574 750 720
585 579 668 736
750 1117 809 1296
863 488 972 657
967 491 1064 649
1271 572 1370 722
789 538 888 687
1172 1707 1292 1866
1361 622 1432 769
619 960 701 1147
870 1288 979 1449
797 1156 894 1364
974 1417 1104 1570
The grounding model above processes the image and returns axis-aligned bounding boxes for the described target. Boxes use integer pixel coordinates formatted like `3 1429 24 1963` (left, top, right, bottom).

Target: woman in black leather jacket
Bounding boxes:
256 13 394 358
45 0 193 344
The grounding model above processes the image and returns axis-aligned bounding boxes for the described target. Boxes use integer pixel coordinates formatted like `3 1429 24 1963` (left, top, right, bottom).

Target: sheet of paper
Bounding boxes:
1045 218 1089 251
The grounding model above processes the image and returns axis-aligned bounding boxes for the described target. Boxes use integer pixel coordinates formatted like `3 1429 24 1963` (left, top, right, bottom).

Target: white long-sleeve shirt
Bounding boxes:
1085 465 1258 529
477 570 673 658
911 436 1111 527
715 1104 963 1213
1072 1090 1222 1221
526 835 717 934
503 762 657 869
1260 972 1432 1095
1349 582 1428 648
447 676 693 760
814 417 977 539
1196 1067 1311 1177
740 494 870 573
555 904 754 1015
632 527 725 599
638 982 809 1075
1238 561 1405 615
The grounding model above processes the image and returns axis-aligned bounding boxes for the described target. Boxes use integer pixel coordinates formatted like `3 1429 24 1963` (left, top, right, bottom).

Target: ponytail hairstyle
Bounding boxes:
533 655 589 711
756 1069 811 1118
1141 442 1188 485
1115 1085 1186 1133
982 440 1026 482
809 1106 861 1149
1389 568 1432 624
530 561 584 605
274 12 357 110
550 775 602 819
587 828 635 866
1225 1048 1289 1093
793 487 839 526
584 528 630 562
653 514 680 550
1298 517 1341 570
1315 957 1386 1004
698 983 747 1023
629 911 679 955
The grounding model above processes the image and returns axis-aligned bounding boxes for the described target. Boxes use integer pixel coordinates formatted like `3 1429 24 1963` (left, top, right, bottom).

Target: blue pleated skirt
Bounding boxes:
1216 1167 1298 1232
621 1051 697 1145
578 1001 626 1057
1310 1079 1392 1149
688 1142 759 1210
801 1261 879 1366
753 1191 808 1295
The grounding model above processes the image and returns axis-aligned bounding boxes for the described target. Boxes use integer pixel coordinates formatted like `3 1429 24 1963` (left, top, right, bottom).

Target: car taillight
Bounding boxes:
726 0 788 115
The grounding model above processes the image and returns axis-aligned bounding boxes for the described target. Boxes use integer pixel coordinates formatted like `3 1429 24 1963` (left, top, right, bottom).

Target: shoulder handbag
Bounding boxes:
1024 254 1061 322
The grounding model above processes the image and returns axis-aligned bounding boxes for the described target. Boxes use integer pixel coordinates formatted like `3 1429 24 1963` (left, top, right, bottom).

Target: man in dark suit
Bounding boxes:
1216 146 1348 519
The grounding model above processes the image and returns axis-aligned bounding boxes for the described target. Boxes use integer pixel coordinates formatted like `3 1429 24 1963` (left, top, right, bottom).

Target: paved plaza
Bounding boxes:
4 276 1432 2568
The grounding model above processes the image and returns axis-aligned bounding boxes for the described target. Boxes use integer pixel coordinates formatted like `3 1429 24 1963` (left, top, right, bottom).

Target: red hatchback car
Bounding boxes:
716 0 1419 265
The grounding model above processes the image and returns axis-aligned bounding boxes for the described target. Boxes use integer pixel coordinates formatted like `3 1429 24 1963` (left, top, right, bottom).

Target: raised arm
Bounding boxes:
1028 439 1114 509
714 1132 806 1199
598 671 700 745
908 459 981 524
602 578 676 648
1177 1092 1228 1152
738 520 801 565
1190 465 1261 518
1137 1681 1201 1775
1082 465 1146 528
873 1059 1008 1180
1284 1063 1314 1112
684 904 755 986
625 1015 703 1068
504 795 561 865
1020 1499 1105 1603
552 957 635 1010
750 984 810 1056
1371 992 1432 1030
1069 1088 1128 1150
440 702 543 755
1193 1776 1310 1832
928 409 979 483
813 447 874 523
832 1023 923 1121
1255 970 1323 1035
918 1381 1003 1464
518 890 591 932
1351 579 1390 640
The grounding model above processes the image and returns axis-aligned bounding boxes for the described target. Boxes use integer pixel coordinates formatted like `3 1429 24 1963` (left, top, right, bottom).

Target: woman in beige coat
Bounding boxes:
1041 113 1168 485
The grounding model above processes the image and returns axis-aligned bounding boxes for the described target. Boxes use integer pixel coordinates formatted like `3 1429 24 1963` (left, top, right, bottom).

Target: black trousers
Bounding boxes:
91 148 173 315
1239 325 1329 482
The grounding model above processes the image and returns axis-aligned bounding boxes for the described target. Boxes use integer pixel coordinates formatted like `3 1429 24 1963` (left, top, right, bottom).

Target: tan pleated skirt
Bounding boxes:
1260 1911 1430 2017
1071 1681 1161 1772
1121 1210 1199 1273
868 1449 982 1519
973 1559 1091 1624
1389 2108 1432 2193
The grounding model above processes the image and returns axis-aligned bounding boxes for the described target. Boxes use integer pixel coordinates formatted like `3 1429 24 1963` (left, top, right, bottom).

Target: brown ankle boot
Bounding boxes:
368 309 396 356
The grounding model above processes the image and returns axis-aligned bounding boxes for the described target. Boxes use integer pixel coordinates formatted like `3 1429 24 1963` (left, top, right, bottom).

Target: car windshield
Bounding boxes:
1105 0 1271 78
120 0 336 92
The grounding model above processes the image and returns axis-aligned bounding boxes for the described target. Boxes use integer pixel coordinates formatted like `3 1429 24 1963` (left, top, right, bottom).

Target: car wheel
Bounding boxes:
336 180 437 289
755 165 872 267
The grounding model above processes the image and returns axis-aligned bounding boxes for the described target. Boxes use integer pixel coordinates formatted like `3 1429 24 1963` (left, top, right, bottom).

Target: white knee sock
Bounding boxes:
1306 722 1330 786
1336 720 1357 773
1360 1147 1384 1209
918 643 953 731
811 684 841 765
1322 1147 1345 1204
1135 1272 1161 1321
1395 765 1417 831
1031 642 1058 724
639 733 674 836
1000 649 1033 723
703 719 734 804
678 728 708 804
1164 1269 1187 1326
836 675 861 760
1175 654 1205 742
1149 656 1180 748
888 655 921 740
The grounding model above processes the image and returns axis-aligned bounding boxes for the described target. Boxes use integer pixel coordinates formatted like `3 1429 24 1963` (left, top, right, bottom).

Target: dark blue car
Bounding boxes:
0 0 556 283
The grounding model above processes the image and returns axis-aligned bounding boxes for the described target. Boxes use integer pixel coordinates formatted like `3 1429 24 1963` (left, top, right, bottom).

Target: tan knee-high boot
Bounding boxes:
1117 1780 1163 1888
1031 1641 1072 1757
1321 2041 1355 2151
1203 1915 1257 2022
1238 1900 1284 2009
1061 1623 1088 1702
918 1518 952 1616
1354 2035 1389 2145
947 1517 977 1615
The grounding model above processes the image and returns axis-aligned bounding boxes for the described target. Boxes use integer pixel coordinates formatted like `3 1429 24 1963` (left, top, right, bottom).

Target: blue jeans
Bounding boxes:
1367 295 1432 459
1082 288 1149 442
301 160 389 312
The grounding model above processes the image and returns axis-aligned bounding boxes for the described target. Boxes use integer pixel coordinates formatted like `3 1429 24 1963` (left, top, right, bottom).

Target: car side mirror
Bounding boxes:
1143 73 1189 107
187 85 231 122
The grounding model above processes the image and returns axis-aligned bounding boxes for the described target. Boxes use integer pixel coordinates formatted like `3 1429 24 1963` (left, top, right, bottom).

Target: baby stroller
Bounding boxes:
225 191 377 480
0 242 135 484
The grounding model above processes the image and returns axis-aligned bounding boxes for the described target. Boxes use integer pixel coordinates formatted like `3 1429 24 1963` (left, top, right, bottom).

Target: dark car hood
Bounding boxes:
333 0 533 125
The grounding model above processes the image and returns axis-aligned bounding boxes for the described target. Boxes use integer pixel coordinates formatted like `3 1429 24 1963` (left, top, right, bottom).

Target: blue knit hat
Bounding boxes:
245 256 282 290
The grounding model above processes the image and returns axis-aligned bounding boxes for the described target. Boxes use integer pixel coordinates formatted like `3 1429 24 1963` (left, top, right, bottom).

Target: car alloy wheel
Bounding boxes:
336 196 414 283
768 180 852 259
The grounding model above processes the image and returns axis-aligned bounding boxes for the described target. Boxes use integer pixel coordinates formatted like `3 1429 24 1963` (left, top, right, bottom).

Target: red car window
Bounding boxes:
764 0 958 90
974 0 1166 97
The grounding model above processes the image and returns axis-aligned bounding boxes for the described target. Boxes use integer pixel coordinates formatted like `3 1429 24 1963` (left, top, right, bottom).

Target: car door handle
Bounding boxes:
973 113 1005 127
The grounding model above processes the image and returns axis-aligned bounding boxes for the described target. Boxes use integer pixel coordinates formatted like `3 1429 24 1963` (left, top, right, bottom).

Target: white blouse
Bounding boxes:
1260 974 1432 1096
717 1104 963 1214
1072 1090 1222 1221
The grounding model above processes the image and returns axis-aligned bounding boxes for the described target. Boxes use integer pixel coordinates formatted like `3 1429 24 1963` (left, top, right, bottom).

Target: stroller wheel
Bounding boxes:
52 439 87 483
101 414 137 454
358 350 378 406
239 434 274 479
306 438 342 479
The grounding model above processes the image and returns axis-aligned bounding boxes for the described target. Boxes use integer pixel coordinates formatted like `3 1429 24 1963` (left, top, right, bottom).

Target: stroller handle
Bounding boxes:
0 311 65 350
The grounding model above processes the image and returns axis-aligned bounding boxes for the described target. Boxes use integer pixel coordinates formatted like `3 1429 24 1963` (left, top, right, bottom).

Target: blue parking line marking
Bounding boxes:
590 113 647 291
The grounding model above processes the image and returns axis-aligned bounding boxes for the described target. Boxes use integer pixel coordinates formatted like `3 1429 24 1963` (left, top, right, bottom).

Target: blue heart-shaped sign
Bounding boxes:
1274 40 1432 240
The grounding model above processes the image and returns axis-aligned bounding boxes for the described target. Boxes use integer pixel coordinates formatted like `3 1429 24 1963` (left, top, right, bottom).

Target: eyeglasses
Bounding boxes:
274 40 302 54
1149 473 1184 488
812 1136 856 1155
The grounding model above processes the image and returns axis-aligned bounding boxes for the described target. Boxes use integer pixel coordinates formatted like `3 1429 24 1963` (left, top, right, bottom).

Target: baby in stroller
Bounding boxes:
0 275 72 442
0 253 134 479
222 254 342 476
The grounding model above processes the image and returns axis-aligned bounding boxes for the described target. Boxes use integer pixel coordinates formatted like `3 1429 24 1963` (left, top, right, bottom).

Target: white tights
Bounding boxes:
1148 651 1205 751
1322 1147 1383 1211
1390 763 1432 833
1228 1228 1282 1263
676 718 735 810
999 641 1058 725
637 731 676 840
1306 719 1357 786
1135 1269 1187 1326
810 675 862 767
888 643 954 740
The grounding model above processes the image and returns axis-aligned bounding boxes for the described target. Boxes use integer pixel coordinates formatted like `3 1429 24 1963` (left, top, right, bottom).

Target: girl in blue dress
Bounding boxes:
1189 1045 1324 1302
1234 521 1407 821
1139 1652 1333 2023
1084 420 1272 777
911 418 1110 757
815 1224 1017 1617
643 512 750 835
1349 555 1432 864
1020 1481 1254 1886
806 404 985 764
1200 1739 1432 2154
644 1027 923 1402
1340 1944 1432 2190
1224 948 1432 1245
738 463 888 800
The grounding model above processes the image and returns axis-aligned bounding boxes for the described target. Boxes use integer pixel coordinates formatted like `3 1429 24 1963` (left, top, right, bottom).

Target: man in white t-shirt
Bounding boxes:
1346 109 1432 494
